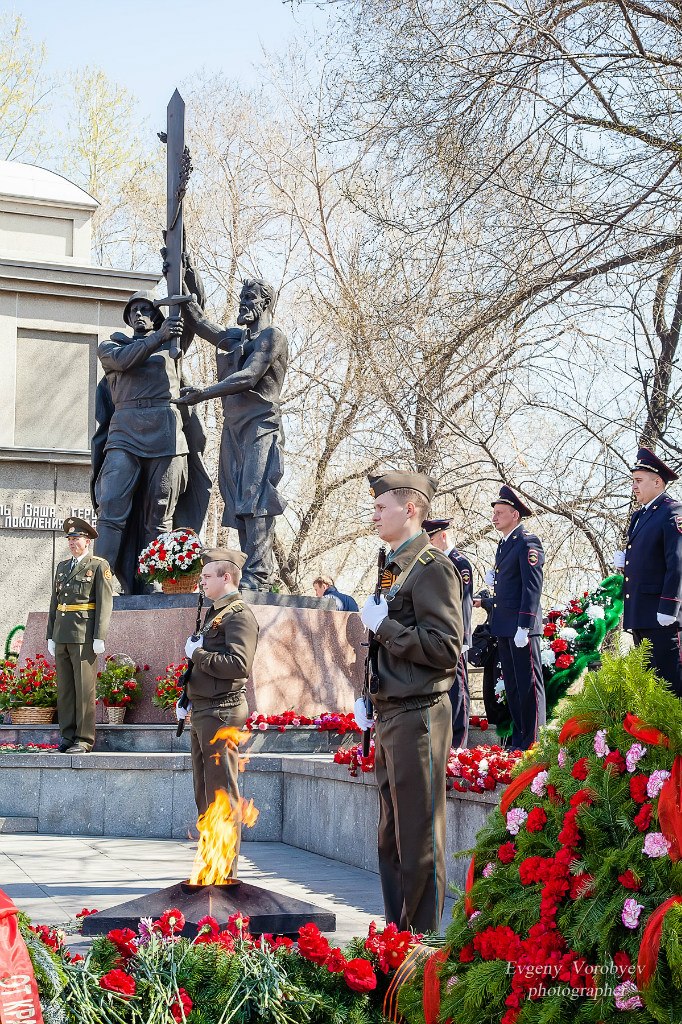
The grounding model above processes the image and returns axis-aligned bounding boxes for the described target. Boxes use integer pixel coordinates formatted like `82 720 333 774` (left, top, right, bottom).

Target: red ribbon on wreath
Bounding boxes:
423 947 452 1024
637 895 682 988
658 755 682 862
499 763 549 815
464 855 476 916
623 713 670 748
0 889 44 1024
558 714 599 745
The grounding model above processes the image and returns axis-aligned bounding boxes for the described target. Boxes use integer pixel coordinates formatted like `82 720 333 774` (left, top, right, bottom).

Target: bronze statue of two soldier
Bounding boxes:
91 91 286 594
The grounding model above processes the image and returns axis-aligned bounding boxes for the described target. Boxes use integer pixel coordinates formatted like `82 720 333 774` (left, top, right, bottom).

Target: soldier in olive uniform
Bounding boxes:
357 472 463 932
182 548 259 871
47 518 114 753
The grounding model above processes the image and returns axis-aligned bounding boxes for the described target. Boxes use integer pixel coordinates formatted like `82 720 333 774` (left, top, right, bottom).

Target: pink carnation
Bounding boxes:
482 862 496 878
621 898 644 929
647 770 671 799
530 770 549 797
643 832 671 858
625 743 647 773
594 729 609 758
506 808 528 835
557 747 567 768
614 980 643 1010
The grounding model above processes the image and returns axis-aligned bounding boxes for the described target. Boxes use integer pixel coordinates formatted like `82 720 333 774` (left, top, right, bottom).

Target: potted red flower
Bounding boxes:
0 654 58 724
95 655 146 724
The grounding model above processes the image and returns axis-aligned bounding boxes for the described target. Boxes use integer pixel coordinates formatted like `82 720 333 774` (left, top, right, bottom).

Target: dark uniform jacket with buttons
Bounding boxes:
188 592 259 710
372 531 463 708
623 493 682 630
490 526 544 638
47 555 114 644
447 548 473 647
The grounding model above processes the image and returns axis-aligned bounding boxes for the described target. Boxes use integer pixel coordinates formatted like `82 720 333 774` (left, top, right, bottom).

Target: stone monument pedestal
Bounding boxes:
21 594 364 721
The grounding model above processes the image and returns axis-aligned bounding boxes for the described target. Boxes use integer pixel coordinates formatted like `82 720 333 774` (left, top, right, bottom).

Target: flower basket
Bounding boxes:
137 528 204 588
10 706 56 725
0 655 58 716
96 654 146 711
105 705 126 724
161 571 201 594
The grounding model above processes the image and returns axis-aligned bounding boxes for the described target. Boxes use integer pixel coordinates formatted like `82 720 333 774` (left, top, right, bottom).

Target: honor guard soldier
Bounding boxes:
422 517 473 747
182 548 259 871
614 447 682 696
481 486 546 750
356 472 463 932
47 518 114 753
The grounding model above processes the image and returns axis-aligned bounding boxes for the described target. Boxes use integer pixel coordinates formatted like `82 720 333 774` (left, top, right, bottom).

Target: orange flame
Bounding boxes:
189 727 259 885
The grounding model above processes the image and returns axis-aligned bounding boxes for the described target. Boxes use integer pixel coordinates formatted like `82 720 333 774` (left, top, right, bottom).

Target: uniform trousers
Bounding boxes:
55 641 97 750
374 694 452 933
236 515 275 591
497 635 546 750
633 627 682 698
449 653 470 748
190 695 249 873
94 449 188 570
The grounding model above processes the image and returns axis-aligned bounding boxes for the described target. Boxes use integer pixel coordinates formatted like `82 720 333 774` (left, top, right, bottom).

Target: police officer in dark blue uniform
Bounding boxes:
479 486 546 750
614 447 682 696
422 518 473 747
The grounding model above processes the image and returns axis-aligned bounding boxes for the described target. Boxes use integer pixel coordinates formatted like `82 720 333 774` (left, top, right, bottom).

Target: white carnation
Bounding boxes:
541 647 556 667
559 627 578 641
585 604 605 620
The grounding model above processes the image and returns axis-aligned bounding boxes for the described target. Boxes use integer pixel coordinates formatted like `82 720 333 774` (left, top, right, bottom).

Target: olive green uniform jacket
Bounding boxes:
47 555 114 644
187 592 259 710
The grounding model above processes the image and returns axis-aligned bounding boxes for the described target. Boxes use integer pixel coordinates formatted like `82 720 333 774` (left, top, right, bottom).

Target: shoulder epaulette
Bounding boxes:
418 549 436 565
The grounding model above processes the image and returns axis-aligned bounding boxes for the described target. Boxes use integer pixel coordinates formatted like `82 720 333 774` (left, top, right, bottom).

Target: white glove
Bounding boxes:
353 697 374 732
185 635 203 658
657 613 677 627
484 569 495 588
361 595 389 633
514 627 529 648
47 639 55 657
176 700 192 721
612 550 626 570
93 639 105 655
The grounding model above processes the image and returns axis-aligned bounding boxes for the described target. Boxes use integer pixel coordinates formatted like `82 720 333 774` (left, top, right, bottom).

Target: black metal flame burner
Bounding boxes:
82 878 336 939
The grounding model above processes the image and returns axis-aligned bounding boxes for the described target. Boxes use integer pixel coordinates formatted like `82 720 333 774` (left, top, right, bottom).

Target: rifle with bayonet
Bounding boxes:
176 588 204 737
362 546 386 757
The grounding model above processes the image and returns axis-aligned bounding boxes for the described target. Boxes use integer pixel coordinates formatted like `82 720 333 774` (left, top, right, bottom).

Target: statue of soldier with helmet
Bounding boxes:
91 268 211 593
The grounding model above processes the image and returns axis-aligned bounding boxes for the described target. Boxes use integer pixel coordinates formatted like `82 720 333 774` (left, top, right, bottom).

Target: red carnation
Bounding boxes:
498 842 517 864
629 775 649 803
603 750 626 774
158 908 185 936
99 969 136 998
459 943 475 962
571 757 589 781
543 623 557 638
613 951 632 979
325 947 348 973
106 928 137 957
343 957 377 992
546 784 564 805
298 922 331 965
550 638 569 653
526 807 547 833
569 873 594 899
618 870 642 891
555 653 574 669
634 802 653 832
569 788 594 808
171 988 192 1023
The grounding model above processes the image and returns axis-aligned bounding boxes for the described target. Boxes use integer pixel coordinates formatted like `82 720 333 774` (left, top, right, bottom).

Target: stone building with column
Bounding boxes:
0 160 158 641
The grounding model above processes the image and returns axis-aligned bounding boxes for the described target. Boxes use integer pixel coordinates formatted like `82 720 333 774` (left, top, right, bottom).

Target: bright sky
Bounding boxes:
5 0 329 124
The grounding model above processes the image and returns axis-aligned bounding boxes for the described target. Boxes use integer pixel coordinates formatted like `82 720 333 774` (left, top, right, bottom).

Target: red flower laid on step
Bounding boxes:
325 947 348 973
107 928 137 957
99 969 136 998
157 908 185 936
298 922 332 965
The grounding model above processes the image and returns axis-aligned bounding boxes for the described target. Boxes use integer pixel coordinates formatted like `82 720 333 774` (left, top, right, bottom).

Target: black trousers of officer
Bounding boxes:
449 652 469 748
497 635 546 750
633 627 682 698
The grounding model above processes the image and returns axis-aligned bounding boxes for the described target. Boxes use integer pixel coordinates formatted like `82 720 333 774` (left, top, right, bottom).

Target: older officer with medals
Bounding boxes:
614 447 682 695
182 548 259 872
422 517 474 747
479 486 546 751
47 518 114 753
356 472 463 933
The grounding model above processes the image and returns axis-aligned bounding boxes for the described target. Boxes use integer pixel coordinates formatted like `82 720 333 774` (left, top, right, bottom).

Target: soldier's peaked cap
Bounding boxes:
63 516 98 539
491 485 533 518
122 291 163 329
368 472 438 501
422 517 452 535
630 446 679 483
200 547 248 571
